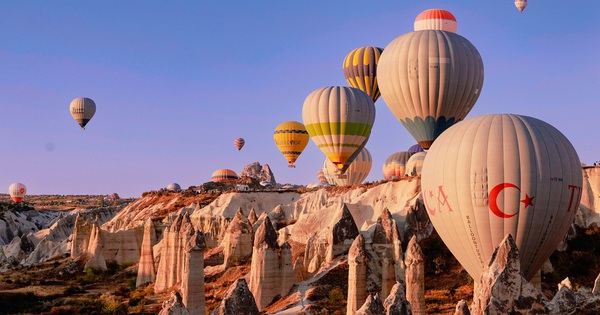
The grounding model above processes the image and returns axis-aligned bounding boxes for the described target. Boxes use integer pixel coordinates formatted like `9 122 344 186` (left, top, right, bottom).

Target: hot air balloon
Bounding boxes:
382 151 413 180
234 138 245 151
69 97 96 130
343 46 384 103
515 0 527 12
414 8 458 33
407 144 424 154
302 86 376 176
326 148 372 186
273 121 310 168
322 161 336 186
421 114 582 281
378 21 484 150
211 169 238 182
167 183 181 192
405 151 426 177
317 169 328 184
8 183 27 203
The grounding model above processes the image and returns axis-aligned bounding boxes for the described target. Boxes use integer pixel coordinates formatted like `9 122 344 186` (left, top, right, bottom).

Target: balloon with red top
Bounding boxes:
414 8 457 33
8 183 27 203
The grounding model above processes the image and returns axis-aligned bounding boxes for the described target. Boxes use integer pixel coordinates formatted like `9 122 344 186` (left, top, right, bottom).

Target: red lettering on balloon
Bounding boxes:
566 185 582 213
424 186 453 216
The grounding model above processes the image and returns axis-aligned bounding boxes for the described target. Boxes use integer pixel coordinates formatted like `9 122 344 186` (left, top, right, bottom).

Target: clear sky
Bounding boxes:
1 1 599 198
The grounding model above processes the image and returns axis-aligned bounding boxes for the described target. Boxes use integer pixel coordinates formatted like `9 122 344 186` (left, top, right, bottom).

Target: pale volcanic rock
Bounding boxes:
211 278 260 315
579 167 600 227
405 236 424 315
136 219 158 287
356 293 385 315
471 234 546 315
373 208 401 298
221 208 254 268
84 221 107 271
239 162 276 186
102 226 144 264
558 277 573 291
383 281 412 315
247 208 258 226
347 234 368 315
155 210 196 293
248 217 294 310
159 291 190 315
401 199 432 243
181 230 206 315
303 236 328 276
71 213 93 259
454 300 470 315
326 203 360 263
24 238 65 265
269 204 287 230
293 256 306 282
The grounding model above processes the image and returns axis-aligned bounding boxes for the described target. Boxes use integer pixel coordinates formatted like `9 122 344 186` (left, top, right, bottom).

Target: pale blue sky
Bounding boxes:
1 1 598 197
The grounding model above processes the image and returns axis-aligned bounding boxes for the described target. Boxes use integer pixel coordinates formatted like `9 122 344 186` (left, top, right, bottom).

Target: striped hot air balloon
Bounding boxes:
317 169 328 184
211 169 238 182
405 151 426 177
378 28 484 150
414 8 458 33
382 151 413 180
302 86 376 176
343 46 384 103
234 138 245 151
8 183 27 203
274 121 309 168
326 147 372 186
422 114 582 281
69 97 96 130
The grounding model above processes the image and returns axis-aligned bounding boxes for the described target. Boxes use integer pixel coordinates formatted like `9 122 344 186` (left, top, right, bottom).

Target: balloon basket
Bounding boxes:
288 165 295 169
336 174 347 179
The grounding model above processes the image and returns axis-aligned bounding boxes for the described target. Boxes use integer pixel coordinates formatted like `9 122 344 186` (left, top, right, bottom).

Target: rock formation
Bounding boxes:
383 281 412 315
405 236 424 315
454 300 470 315
303 236 328 277
159 290 189 315
248 216 294 311
356 293 385 315
402 199 432 242
239 162 276 186
593 272 600 295
181 230 206 315
221 208 253 268
84 220 107 271
471 234 546 315
70 213 93 259
372 208 401 298
247 208 258 226
326 203 360 262
347 234 368 315
155 210 195 293
293 257 306 282
136 219 157 287
211 278 260 315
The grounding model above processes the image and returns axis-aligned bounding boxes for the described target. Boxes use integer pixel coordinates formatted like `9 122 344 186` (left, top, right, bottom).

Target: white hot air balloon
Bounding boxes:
421 114 582 281
69 97 96 130
405 151 426 177
167 183 181 192
8 182 27 203
326 147 372 186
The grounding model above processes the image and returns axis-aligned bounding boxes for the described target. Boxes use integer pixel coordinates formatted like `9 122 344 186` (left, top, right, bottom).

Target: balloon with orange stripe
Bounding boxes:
342 46 384 103
414 8 457 33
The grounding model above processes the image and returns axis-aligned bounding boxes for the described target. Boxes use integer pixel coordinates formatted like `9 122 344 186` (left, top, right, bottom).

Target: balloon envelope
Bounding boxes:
405 151 426 177
234 138 245 151
167 183 181 192
326 147 372 186
407 144 424 154
382 151 413 180
302 86 376 175
211 169 238 182
8 183 27 203
343 46 384 102
421 114 582 281
274 121 310 168
69 97 96 130
515 0 527 12
414 9 457 33
378 30 484 149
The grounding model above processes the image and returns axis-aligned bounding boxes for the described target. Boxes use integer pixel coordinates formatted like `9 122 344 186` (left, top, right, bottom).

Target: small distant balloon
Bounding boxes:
234 138 245 151
404 151 426 177
414 8 457 33
382 151 413 180
8 183 27 203
407 144 424 154
69 97 96 130
211 169 238 182
167 183 181 192
515 0 527 12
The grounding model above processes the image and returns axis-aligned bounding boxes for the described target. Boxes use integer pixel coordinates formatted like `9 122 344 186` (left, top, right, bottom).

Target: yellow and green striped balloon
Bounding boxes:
302 86 376 175
343 46 384 103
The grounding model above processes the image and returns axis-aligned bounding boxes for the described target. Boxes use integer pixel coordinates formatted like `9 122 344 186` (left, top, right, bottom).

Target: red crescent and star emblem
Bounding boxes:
488 183 535 218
